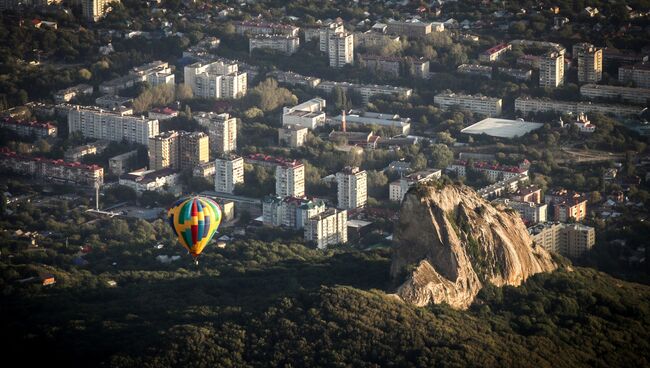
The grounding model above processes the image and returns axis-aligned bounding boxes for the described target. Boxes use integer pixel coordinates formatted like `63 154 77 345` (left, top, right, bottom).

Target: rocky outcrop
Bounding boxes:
391 184 557 310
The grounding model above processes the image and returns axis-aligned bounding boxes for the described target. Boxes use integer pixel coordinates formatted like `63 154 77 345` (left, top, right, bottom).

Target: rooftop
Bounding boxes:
461 118 543 138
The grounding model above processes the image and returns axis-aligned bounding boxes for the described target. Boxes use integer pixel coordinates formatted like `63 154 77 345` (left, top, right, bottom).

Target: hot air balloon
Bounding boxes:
167 196 222 264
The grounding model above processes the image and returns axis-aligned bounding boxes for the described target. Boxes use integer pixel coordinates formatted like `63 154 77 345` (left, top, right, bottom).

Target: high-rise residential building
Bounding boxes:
82 0 118 21
148 131 209 171
68 106 159 145
320 21 345 52
184 60 247 99
148 130 179 170
539 51 565 88
193 112 237 154
304 208 348 249
529 222 595 258
577 46 603 83
328 32 354 68
336 166 367 210
618 63 650 88
214 155 244 194
275 162 305 198
179 132 209 171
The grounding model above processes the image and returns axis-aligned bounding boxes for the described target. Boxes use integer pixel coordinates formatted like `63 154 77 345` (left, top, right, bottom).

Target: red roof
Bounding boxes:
1 117 56 130
0 148 102 172
483 43 509 55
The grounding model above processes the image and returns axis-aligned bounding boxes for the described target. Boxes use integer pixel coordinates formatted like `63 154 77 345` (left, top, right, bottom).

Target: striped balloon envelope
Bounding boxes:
167 196 222 263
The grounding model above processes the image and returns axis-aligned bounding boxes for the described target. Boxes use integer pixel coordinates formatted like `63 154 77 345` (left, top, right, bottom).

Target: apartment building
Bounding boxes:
316 81 412 104
0 117 57 138
328 32 354 68
68 106 159 145
512 185 542 203
457 64 492 79
389 169 442 202
64 140 109 162
282 98 327 130
193 112 237 154
184 60 247 99
276 162 305 198
576 45 603 83
529 222 595 258
385 20 432 38
539 51 565 88
214 154 244 194
497 67 532 81
0 148 103 187
54 84 93 103
99 61 173 94
148 130 209 171
304 208 348 249
618 63 650 88
446 160 529 182
336 166 367 210
278 124 309 148
109 150 138 175
359 54 401 78
268 70 321 88
263 196 326 229
82 0 117 21
233 20 299 37
494 198 547 224
544 189 588 222
479 43 512 62
514 96 644 117
249 34 300 55
434 92 503 116
319 21 345 52
580 84 650 105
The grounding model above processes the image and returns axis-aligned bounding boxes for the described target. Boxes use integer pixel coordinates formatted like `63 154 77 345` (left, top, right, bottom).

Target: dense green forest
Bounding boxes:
1 238 649 367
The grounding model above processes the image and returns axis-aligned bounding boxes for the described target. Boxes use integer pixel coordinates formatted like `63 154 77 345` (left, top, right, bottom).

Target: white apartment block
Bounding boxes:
389 169 441 202
495 199 547 224
249 35 300 54
282 98 327 130
68 106 159 145
131 60 175 87
214 155 244 194
577 46 603 83
539 51 565 88
580 84 650 105
529 222 595 258
515 96 645 117
354 31 400 49
262 195 284 226
304 208 348 249
263 196 325 229
193 112 237 154
336 166 367 210
119 168 179 193
618 63 650 88
316 81 412 104
275 162 305 198
184 60 247 99
434 92 503 116
385 20 432 38
479 44 512 62
320 22 345 52
278 124 309 147
234 21 300 37
328 32 354 68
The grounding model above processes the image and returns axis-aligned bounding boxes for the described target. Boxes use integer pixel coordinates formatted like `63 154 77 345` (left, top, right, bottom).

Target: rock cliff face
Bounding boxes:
391 184 557 310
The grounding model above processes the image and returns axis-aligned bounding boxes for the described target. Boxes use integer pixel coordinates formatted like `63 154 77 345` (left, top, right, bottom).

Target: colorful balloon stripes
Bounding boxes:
167 196 222 261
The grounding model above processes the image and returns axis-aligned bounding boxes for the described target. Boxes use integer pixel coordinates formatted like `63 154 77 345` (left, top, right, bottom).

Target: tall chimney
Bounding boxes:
341 110 346 133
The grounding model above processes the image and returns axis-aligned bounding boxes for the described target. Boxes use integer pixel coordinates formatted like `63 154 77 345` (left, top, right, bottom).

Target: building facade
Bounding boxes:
275 162 305 198
328 32 354 68
304 208 348 249
214 155 244 194
529 222 595 258
249 34 300 54
193 112 237 154
278 124 309 147
184 60 247 99
577 46 603 83
539 51 565 88
434 92 503 116
68 106 159 145
618 63 650 88
336 166 367 209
